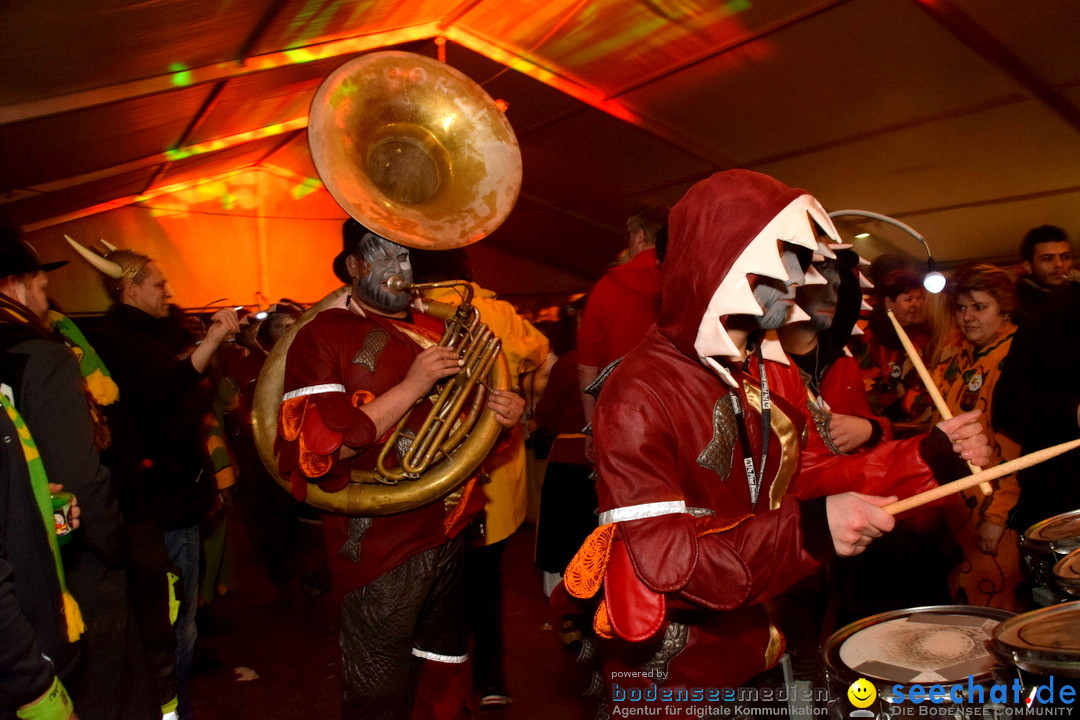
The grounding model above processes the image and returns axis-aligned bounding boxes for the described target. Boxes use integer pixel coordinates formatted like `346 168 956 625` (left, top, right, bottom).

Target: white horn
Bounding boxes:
65 234 123 279
100 239 118 252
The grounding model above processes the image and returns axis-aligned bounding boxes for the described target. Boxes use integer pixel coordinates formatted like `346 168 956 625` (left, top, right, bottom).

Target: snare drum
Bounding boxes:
990 601 1080 680
823 605 1013 720
1053 549 1080 598
1021 510 1080 605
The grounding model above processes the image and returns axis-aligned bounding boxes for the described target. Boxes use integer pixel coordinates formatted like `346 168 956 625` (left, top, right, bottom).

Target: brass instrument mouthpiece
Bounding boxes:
387 276 410 292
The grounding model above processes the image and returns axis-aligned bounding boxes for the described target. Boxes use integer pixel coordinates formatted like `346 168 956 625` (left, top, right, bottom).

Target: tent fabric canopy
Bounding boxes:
2 0 1079 312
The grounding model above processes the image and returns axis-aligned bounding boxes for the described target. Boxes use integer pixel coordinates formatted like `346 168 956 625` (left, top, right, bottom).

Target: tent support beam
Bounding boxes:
0 23 444 125
908 0 1080 135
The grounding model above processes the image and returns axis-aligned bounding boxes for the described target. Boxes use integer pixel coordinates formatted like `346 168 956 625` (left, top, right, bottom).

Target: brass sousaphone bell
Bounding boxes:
252 51 522 516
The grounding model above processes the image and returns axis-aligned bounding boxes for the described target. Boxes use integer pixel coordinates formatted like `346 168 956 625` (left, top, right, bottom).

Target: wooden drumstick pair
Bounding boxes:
885 309 994 496
885 437 1080 515
883 308 1080 515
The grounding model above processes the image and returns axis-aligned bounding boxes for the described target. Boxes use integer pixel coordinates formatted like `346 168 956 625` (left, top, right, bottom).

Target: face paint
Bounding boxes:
752 245 805 330
351 233 413 314
797 259 840 330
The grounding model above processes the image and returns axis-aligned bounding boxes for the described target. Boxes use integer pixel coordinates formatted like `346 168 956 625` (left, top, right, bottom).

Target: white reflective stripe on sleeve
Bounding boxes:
282 383 346 401
598 500 687 525
411 647 468 664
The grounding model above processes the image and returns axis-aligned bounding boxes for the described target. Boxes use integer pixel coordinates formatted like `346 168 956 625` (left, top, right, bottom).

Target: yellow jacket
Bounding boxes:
422 284 550 544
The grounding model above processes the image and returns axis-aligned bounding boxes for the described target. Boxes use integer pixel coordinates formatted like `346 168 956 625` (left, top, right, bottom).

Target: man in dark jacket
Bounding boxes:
0 230 158 719
994 280 1080 534
0 408 78 720
68 236 238 720
1014 225 1076 325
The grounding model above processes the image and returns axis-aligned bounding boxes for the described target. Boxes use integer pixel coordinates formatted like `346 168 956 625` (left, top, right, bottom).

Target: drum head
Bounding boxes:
823 605 1013 685
991 601 1080 678
1022 510 1080 555
1054 549 1080 596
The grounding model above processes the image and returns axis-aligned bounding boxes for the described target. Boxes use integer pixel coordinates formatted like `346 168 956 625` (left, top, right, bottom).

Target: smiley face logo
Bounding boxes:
846 677 872 708
847 678 876 709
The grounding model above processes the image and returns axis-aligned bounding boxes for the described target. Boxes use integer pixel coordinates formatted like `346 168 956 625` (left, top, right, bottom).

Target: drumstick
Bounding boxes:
886 309 993 496
885 437 1080 515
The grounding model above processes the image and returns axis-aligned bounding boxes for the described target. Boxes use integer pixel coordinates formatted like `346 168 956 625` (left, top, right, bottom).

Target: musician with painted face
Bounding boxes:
277 219 523 720
778 249 889 455
556 171 990 718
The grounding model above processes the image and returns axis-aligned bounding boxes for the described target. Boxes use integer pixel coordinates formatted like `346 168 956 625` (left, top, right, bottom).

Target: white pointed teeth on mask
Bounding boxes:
806 203 841 244
694 276 755 365
858 271 874 289
860 298 873 312
785 303 812 324
717 278 764 317
814 241 837 260
802 265 828 286
739 234 790 282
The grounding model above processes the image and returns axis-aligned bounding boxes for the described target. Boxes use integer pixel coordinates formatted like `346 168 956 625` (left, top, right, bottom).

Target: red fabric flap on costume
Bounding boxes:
300 401 342 455
604 538 666 642
298 433 334 478
619 514 697 593
279 396 306 442
314 393 378 449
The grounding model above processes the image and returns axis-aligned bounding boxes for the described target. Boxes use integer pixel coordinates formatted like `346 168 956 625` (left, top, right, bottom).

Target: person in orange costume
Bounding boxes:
932 264 1023 611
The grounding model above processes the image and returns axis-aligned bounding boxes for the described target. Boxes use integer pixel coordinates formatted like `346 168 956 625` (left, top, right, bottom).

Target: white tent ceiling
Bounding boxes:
2 0 1078 302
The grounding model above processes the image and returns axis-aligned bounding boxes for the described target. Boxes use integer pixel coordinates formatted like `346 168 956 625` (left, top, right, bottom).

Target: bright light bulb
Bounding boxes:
923 271 946 294
256 311 268 320
854 232 870 239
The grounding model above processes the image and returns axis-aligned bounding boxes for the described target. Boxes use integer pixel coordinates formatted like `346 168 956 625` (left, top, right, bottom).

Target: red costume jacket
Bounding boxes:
565 172 839 702
277 302 483 591
577 247 661 368
566 172 951 709
796 354 938 502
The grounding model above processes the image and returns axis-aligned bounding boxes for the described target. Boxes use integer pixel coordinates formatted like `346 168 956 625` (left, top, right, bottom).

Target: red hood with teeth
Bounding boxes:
658 170 805 358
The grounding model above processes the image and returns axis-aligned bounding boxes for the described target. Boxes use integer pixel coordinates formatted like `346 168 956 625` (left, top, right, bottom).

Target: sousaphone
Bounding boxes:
251 51 522 516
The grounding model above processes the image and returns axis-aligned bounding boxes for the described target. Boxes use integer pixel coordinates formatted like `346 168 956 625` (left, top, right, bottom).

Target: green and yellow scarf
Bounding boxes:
0 393 83 642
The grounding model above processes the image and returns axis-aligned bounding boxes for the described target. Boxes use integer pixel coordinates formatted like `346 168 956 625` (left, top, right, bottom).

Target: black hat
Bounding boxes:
0 227 68 279
333 219 382 284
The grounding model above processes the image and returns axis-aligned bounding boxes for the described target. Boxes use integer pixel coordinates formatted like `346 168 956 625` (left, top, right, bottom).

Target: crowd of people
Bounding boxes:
1 171 1078 720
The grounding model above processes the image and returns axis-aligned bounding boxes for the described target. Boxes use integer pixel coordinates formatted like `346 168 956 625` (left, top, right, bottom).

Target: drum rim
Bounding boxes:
1021 509 1080 554
822 604 1015 685
989 600 1080 678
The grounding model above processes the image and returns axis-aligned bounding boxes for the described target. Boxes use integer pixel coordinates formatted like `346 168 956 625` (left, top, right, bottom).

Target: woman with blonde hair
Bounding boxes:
932 263 1024 610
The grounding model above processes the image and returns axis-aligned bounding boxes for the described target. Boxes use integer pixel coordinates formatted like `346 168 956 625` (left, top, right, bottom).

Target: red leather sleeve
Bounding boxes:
794 434 938 500
594 398 697 592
